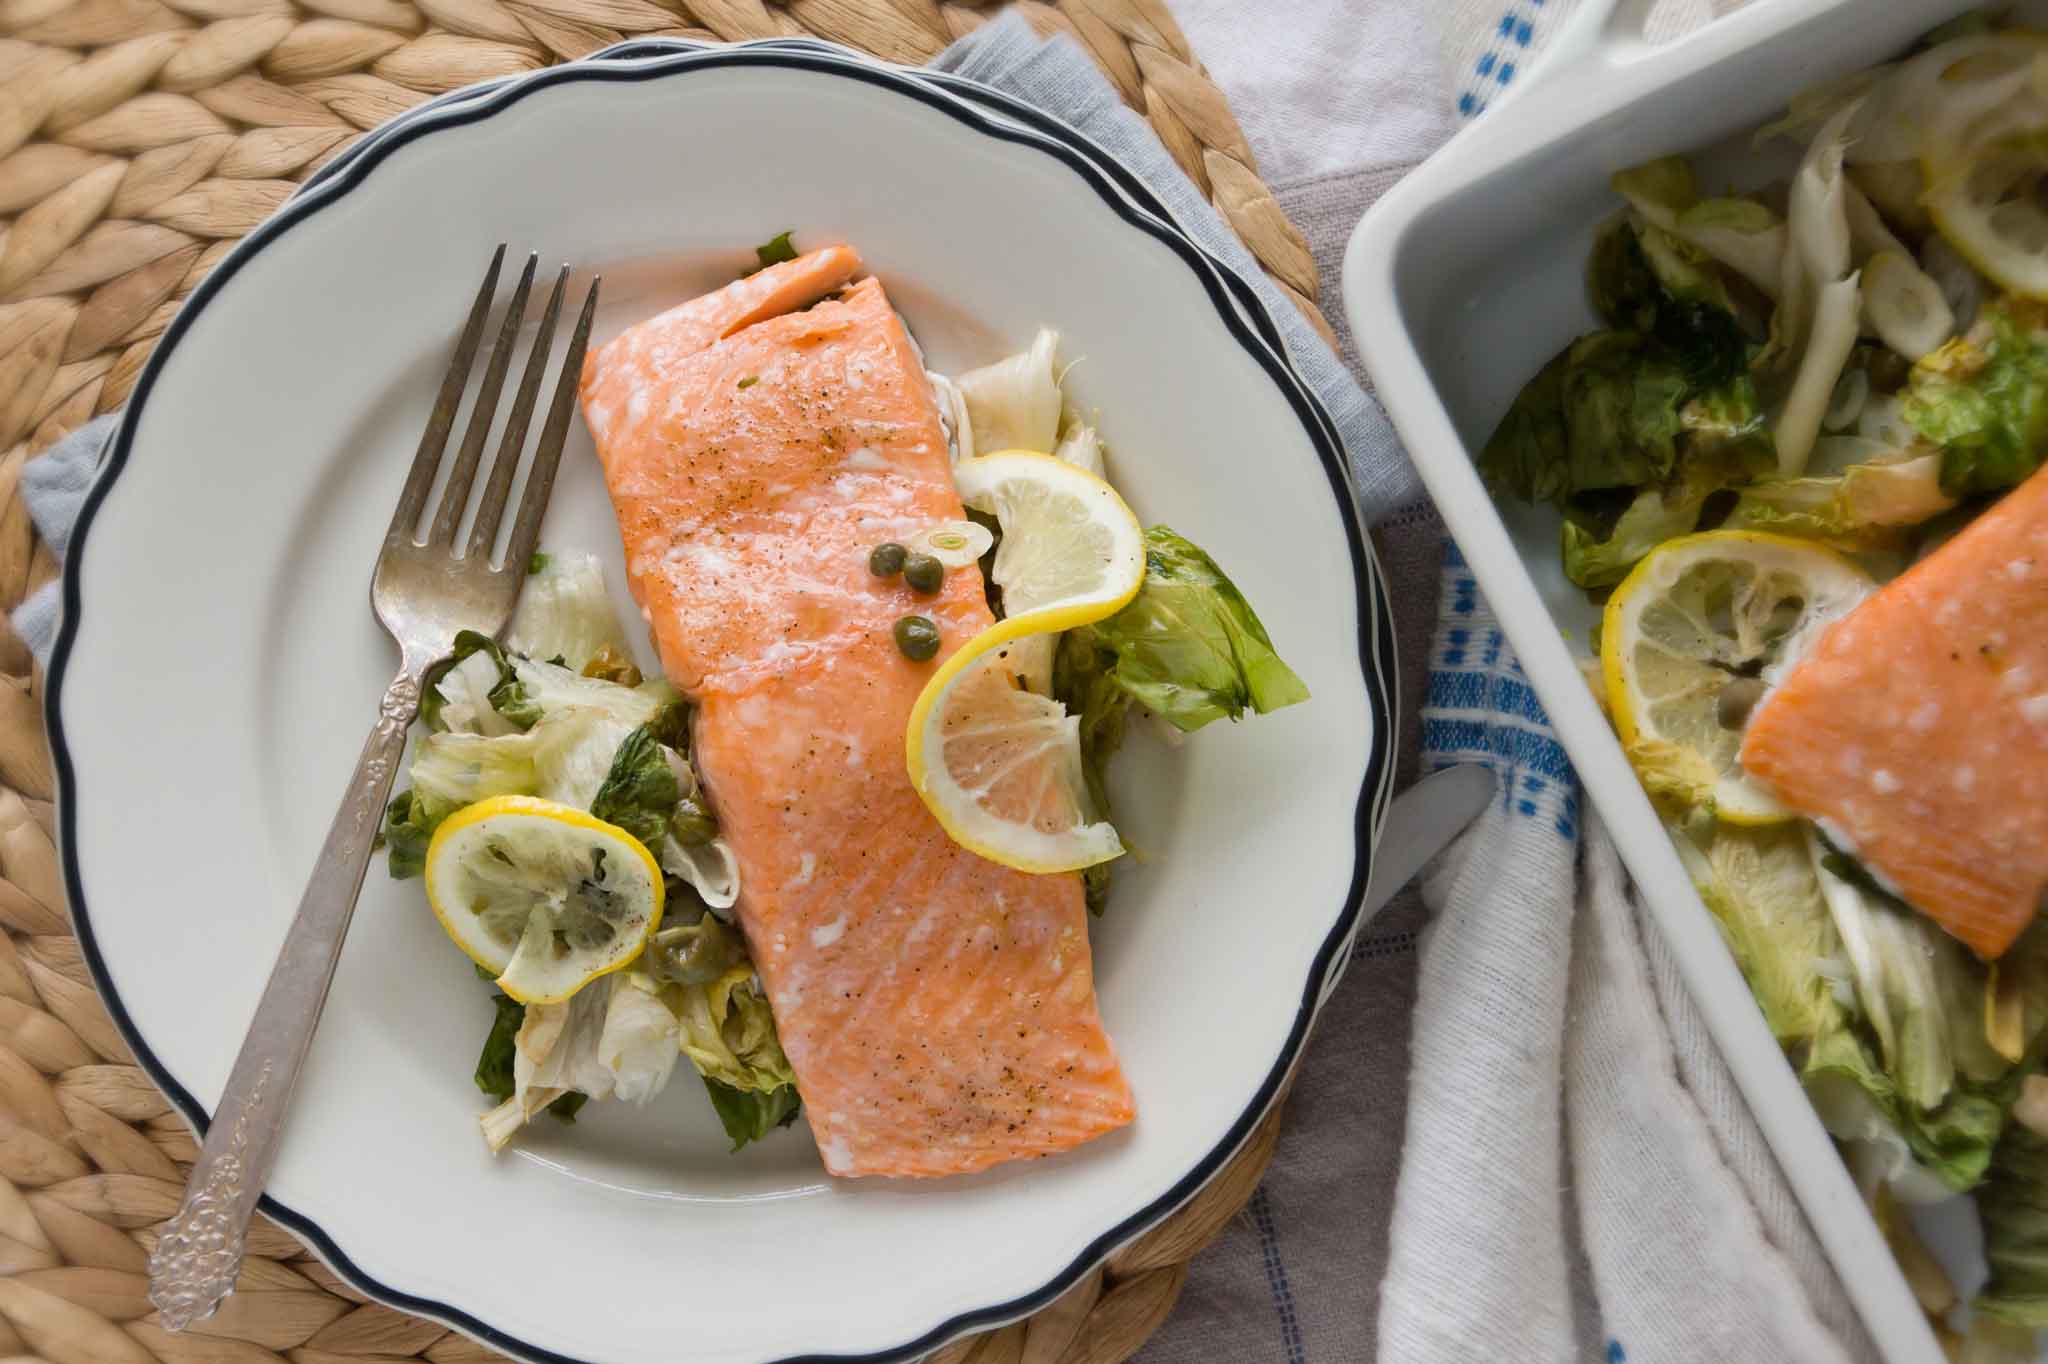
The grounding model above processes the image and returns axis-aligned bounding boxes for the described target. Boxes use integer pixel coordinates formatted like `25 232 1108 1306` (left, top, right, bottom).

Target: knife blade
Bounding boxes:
1362 762 1498 921
1315 763 1496 1009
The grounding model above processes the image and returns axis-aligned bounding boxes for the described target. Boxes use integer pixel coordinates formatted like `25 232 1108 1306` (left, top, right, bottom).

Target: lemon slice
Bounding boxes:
1602 531 1873 825
1926 127 2048 299
904 452 1144 872
424 794 664 1004
951 450 1145 629
906 638 1124 872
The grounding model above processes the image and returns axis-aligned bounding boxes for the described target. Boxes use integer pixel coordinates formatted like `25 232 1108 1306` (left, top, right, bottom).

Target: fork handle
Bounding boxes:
148 667 424 1329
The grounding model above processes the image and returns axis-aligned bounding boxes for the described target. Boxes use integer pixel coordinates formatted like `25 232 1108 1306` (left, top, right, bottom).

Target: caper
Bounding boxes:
894 615 941 662
1716 677 1767 731
868 541 908 578
903 551 945 595
670 794 719 847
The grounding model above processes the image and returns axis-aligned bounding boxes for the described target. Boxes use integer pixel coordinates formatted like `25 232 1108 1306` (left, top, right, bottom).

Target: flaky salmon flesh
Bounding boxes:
1741 460 2048 960
580 246 1136 1176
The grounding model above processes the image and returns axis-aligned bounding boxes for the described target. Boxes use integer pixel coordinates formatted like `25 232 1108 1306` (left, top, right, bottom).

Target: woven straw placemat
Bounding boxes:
0 2 1324 1360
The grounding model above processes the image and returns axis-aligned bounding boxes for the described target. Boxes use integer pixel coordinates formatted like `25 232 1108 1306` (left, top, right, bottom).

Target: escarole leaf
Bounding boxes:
1057 527 1307 737
647 911 798 1150
1723 452 1958 545
1560 382 1773 588
1483 211 1761 526
1979 1084 2048 1329
1480 332 1692 503
588 726 680 848
704 1078 802 1152
422 631 531 735
1905 296 2048 495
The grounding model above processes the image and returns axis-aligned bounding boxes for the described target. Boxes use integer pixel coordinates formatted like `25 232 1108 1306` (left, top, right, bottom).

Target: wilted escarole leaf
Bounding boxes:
1905 295 2048 495
1560 388 1773 588
648 909 799 1150
1721 452 1959 547
472 991 586 1123
588 726 680 849
1479 333 1692 505
1058 527 1308 737
1977 1118 2048 1328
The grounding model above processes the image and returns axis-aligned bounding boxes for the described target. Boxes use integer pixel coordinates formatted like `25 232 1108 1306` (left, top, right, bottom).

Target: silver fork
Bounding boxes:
146 246 600 1329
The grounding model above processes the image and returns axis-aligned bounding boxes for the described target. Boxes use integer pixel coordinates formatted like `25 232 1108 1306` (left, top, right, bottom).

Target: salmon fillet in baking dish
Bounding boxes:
579 245 1136 1176
1740 461 2048 961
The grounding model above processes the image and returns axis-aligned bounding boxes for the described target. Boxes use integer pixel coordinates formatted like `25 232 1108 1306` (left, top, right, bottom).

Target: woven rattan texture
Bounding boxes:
0 0 1317 1358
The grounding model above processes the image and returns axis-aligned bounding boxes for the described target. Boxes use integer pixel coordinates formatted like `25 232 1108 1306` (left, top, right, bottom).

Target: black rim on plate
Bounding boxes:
46 43 1398 1364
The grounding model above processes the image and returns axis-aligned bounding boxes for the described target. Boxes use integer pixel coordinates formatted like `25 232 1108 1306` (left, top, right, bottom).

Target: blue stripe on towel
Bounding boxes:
1422 537 1581 842
1458 3 1551 119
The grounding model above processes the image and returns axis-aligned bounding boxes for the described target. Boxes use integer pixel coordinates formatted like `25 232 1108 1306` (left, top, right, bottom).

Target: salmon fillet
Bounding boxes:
581 247 1136 1176
1740 462 2048 959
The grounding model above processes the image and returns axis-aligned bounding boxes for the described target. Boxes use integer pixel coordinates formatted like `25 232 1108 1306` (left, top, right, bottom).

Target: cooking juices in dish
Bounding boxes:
1475 13 2048 1350
379 240 1307 1176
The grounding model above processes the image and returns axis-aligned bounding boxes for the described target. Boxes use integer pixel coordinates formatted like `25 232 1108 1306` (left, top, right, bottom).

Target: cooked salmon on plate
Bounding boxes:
579 246 1136 1176
1741 463 2048 960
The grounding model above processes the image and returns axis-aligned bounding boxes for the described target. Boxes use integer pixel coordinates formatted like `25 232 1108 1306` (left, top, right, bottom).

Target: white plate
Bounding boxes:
54 44 1394 1364
1343 2 2010 1362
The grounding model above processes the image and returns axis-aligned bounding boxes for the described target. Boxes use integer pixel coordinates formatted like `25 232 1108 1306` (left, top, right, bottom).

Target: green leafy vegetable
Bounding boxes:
1590 214 1749 381
1480 332 1695 505
1559 393 1772 588
409 726 542 811
1723 453 1957 545
472 991 588 1123
421 631 532 734
527 551 550 575
1905 297 2048 495
1052 528 1304 915
1056 527 1307 739
510 656 664 732
704 1076 801 1152
1681 824 1849 1051
1978 1116 2048 1327
1678 824 2024 1201
589 727 680 848
751 231 798 272
1483 195 1774 533
669 793 718 848
649 910 796 1149
475 992 524 1101
381 790 439 879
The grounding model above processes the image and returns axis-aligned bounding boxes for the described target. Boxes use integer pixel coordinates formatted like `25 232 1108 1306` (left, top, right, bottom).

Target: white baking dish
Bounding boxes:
1342 2 2007 1361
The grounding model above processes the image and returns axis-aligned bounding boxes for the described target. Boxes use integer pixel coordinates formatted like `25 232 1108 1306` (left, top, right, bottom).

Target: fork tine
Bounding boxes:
467 265 569 562
502 276 600 575
427 252 537 548
386 244 504 545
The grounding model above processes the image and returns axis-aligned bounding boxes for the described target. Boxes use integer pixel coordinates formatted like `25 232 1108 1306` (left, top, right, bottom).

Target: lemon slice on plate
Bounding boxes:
1925 127 2048 299
424 794 664 1003
905 451 1145 872
951 449 1145 628
1602 531 1873 825
907 644 1124 873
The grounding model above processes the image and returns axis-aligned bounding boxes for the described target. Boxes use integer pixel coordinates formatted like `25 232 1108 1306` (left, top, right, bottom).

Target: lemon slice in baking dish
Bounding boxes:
424 795 664 1004
905 451 1145 873
1601 531 1874 826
